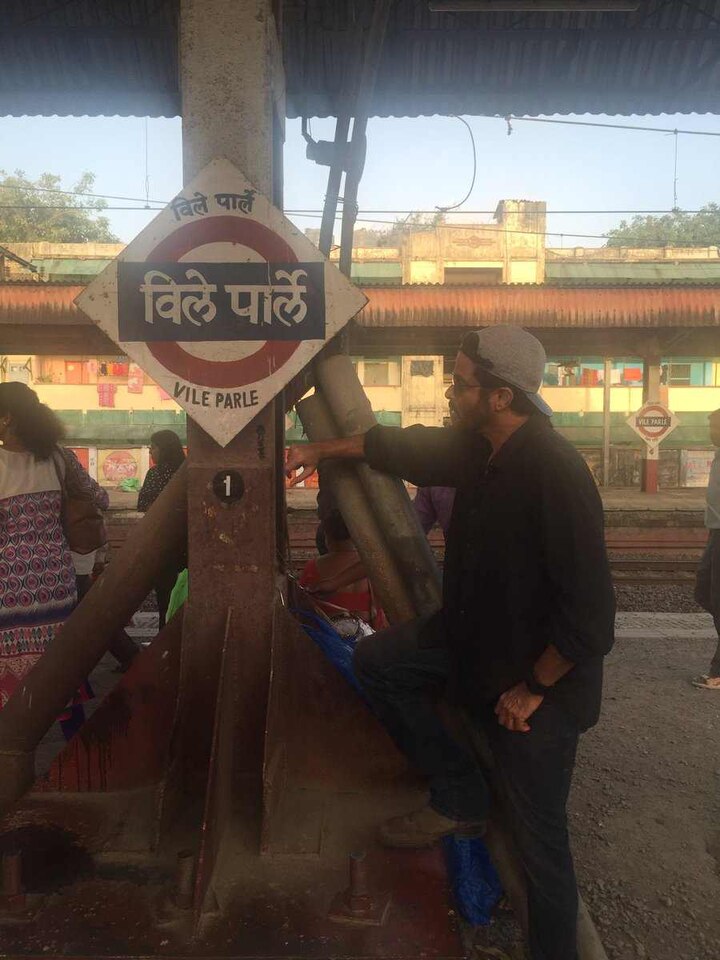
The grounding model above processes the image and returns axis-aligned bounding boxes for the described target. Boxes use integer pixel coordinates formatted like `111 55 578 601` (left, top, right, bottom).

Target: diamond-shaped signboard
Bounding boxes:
626 401 680 461
76 159 367 446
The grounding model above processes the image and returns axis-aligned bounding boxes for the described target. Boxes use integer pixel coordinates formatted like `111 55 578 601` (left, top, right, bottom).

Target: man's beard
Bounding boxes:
455 402 490 432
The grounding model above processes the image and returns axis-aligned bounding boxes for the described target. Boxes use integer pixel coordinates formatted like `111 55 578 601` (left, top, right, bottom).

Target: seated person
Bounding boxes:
300 507 386 630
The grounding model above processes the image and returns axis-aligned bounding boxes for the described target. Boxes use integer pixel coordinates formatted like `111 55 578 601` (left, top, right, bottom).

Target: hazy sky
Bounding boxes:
2 111 720 245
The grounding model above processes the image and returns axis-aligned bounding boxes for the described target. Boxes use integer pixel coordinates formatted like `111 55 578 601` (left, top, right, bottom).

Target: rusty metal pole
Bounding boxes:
297 393 416 624
640 350 662 494
315 354 443 618
602 357 612 486
0 466 188 813
168 0 283 822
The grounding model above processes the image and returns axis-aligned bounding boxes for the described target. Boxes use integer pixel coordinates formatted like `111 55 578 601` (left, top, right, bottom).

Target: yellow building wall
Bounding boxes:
408 261 440 284
668 387 720 412
508 260 541 284
543 385 720 414
30 383 179 412
543 387 643 413
363 385 402 411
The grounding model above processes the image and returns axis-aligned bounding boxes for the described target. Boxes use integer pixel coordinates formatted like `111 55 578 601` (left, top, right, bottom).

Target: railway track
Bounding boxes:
609 558 699 585
106 515 707 586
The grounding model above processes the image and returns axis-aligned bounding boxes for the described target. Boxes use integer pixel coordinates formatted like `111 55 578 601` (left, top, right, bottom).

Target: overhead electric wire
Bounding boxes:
0 183 169 205
435 115 477 211
0 204 164 211
0 183 715 219
0 205 717 244
505 115 720 137
286 208 714 215
1 198 712 217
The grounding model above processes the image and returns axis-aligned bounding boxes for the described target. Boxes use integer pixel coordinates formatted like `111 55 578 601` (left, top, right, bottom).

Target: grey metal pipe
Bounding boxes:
0 465 188 814
296 393 416 625
314 354 443 619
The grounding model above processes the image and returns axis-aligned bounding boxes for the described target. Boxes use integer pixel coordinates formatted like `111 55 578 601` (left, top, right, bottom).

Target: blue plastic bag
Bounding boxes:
297 608 503 926
294 609 367 697
442 834 503 926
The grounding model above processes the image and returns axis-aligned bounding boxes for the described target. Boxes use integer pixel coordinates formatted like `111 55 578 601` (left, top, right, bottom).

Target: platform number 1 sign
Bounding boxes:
212 470 244 504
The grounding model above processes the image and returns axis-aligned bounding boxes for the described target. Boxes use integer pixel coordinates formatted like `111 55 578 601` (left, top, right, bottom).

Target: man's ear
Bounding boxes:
494 387 514 412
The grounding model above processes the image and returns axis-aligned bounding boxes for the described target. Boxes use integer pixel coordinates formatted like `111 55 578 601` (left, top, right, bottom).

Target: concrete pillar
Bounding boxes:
173 0 283 808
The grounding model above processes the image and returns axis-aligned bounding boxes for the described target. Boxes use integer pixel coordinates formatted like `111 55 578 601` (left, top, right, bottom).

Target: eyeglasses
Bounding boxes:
451 375 483 395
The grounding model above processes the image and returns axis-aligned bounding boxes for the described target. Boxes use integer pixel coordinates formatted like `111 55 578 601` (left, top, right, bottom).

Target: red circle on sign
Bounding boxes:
146 216 300 388
634 403 673 440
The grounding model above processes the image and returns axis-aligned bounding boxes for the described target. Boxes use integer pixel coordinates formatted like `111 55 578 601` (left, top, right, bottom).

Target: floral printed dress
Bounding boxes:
0 447 77 707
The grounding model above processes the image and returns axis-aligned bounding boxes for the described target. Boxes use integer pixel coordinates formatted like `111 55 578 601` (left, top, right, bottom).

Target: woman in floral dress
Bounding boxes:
0 382 92 737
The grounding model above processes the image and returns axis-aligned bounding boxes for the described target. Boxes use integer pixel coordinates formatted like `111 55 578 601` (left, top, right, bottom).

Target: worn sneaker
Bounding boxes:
378 805 485 848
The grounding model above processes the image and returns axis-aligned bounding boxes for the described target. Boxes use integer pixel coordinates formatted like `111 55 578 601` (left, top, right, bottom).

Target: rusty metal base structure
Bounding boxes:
0 604 463 958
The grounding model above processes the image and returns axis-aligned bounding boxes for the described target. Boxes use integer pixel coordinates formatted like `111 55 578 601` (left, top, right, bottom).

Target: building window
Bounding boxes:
544 359 645 387
361 359 401 387
662 361 711 386
364 362 391 386
667 363 692 386
410 359 434 378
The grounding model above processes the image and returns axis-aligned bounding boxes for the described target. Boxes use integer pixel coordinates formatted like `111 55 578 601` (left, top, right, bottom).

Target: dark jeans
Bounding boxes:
354 617 580 960
694 530 720 677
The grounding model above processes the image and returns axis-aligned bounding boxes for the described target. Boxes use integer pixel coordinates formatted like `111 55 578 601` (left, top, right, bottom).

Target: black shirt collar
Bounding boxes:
486 415 551 473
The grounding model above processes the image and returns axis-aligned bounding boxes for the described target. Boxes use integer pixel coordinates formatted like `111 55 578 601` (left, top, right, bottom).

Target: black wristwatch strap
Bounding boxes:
526 673 552 697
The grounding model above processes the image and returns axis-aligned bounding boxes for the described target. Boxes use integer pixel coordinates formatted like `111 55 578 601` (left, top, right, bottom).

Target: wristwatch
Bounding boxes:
525 673 552 697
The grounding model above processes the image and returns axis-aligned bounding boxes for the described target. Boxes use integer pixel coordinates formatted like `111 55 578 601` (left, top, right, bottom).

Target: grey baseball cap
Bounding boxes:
459 325 553 417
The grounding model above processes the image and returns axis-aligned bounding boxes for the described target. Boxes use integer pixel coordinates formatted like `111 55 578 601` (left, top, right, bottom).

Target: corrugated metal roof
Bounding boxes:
547 262 720 282
4 280 720 332
357 284 720 329
0 282 84 325
3 2 720 118
284 1 720 118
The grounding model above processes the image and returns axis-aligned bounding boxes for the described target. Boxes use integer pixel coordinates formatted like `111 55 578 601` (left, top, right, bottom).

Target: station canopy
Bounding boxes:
2 1 720 119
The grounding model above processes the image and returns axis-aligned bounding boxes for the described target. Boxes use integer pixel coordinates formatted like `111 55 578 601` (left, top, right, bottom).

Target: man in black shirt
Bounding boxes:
286 326 615 960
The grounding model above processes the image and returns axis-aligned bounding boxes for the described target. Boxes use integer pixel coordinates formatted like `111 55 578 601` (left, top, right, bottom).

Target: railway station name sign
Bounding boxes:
626 401 680 460
76 159 367 446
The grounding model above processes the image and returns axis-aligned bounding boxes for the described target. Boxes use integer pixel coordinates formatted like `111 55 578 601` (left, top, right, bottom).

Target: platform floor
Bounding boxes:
600 487 705 512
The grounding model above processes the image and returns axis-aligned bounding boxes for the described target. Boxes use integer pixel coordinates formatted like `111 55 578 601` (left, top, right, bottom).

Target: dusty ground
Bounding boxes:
570 635 720 960
33 610 720 960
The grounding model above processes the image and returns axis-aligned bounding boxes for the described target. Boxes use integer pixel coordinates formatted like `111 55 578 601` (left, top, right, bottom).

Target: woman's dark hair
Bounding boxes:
150 430 186 470
0 382 65 459
320 508 350 544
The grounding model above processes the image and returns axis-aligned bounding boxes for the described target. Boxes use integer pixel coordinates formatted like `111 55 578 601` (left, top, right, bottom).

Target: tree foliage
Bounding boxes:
377 210 447 247
0 170 119 243
606 203 720 248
